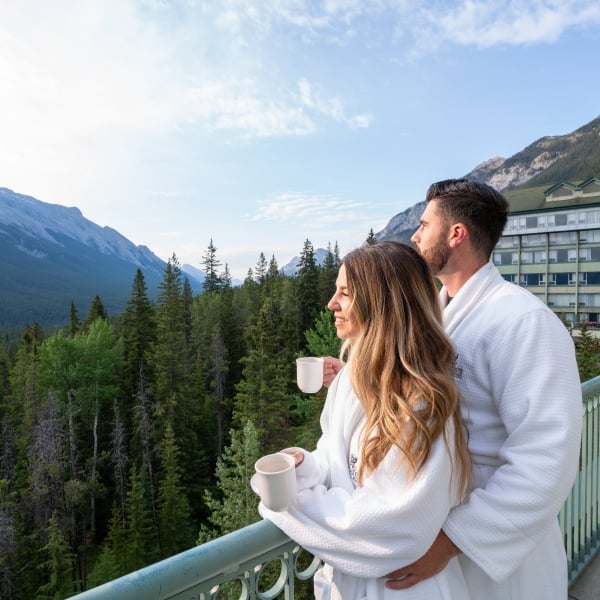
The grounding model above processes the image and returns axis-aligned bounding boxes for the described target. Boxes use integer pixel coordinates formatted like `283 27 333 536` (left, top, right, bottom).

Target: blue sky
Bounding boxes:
1 1 599 279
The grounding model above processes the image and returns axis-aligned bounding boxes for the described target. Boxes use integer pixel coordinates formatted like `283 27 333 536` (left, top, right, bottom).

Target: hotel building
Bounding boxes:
493 177 600 325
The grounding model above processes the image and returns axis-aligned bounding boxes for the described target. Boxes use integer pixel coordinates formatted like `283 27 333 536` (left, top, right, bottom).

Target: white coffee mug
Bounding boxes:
296 357 324 393
254 452 297 512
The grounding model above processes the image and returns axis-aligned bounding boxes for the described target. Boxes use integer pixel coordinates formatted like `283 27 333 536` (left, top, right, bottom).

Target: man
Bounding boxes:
324 178 582 599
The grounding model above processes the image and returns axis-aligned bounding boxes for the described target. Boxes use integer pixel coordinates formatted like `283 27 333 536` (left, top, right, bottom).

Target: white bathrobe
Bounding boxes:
259 368 471 600
441 262 583 599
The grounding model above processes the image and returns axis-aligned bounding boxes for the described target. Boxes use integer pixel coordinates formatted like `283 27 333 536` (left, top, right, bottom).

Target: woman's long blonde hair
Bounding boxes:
340 241 471 496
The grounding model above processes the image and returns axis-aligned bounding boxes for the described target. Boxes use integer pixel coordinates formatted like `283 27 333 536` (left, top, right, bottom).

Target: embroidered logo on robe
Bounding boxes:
349 453 358 484
455 353 463 379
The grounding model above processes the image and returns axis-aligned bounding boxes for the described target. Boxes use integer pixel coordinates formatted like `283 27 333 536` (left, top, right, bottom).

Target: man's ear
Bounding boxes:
448 222 468 248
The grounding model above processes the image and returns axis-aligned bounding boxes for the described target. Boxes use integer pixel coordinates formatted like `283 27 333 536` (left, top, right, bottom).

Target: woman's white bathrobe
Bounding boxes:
259 368 470 600
441 262 582 599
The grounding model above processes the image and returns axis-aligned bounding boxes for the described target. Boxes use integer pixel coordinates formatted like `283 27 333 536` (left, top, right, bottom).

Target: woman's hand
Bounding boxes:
281 448 304 467
323 356 345 387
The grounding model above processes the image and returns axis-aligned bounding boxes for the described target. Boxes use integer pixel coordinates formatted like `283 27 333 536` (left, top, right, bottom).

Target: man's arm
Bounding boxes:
385 530 461 589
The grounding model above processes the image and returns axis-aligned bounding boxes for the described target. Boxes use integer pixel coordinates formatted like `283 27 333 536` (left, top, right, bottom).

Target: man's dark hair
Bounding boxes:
426 178 509 259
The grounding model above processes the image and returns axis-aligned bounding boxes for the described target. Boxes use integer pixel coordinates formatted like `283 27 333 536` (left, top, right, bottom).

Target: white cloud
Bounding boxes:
297 78 372 129
252 192 367 222
182 79 317 137
432 0 600 48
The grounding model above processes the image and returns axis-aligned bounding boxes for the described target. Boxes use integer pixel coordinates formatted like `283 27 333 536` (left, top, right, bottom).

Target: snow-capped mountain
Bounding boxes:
0 188 159 268
0 187 203 329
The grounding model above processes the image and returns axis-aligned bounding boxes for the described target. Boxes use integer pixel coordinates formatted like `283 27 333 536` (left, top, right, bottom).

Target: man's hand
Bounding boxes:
323 357 344 387
385 530 461 589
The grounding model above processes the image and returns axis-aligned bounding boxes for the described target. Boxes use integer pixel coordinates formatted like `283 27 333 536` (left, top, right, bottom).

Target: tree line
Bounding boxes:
0 237 344 599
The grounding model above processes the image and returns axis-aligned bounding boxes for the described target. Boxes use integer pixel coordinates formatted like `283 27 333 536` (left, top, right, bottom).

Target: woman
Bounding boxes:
259 241 472 599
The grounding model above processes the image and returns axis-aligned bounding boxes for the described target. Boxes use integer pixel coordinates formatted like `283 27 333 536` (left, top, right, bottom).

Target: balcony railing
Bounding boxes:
70 376 600 599
560 374 600 581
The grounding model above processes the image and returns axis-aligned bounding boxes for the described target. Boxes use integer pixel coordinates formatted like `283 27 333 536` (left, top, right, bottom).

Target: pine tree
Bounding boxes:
83 295 108 331
575 323 600 380
157 423 195 557
35 512 75 600
304 309 340 358
254 253 267 285
120 268 157 404
232 294 298 453
296 239 321 338
153 255 205 525
365 228 377 244
202 239 222 292
318 242 339 308
152 254 186 421
198 420 261 542
208 323 229 456
221 263 233 289
86 504 125 588
68 300 80 337
125 466 158 571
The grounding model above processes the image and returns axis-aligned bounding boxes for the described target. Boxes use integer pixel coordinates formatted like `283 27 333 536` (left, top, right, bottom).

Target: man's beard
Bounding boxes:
420 240 450 276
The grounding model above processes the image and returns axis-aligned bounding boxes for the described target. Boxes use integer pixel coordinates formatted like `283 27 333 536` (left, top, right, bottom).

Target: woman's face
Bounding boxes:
327 264 361 340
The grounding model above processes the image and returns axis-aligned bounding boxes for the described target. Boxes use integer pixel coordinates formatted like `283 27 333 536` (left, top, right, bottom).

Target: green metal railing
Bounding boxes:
560 374 600 582
70 377 600 599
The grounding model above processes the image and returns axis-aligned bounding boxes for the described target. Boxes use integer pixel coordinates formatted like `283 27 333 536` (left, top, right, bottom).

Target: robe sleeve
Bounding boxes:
260 426 460 579
443 307 582 582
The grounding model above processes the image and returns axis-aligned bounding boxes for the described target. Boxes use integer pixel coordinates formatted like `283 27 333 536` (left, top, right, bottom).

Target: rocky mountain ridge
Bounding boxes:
0 187 204 330
376 114 600 242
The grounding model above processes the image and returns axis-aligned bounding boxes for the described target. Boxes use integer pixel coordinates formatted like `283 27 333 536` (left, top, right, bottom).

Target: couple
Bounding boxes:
258 179 582 599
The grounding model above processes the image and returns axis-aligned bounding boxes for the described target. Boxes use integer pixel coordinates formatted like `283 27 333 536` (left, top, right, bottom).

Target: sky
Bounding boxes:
1 1 600 280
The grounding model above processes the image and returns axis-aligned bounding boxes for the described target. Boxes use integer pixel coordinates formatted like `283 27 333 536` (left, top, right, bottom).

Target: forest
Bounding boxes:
0 234 595 599
0 237 346 599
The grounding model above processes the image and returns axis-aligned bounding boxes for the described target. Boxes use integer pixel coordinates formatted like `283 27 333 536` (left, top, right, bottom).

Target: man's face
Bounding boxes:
411 199 451 276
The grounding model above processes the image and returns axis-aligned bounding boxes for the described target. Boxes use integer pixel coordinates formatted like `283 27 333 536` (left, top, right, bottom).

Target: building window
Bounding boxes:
493 251 516 265
579 248 591 261
497 235 519 248
520 251 533 264
555 214 568 226
549 231 577 245
580 229 600 243
522 234 546 247
548 249 569 262
548 294 573 307
526 216 538 228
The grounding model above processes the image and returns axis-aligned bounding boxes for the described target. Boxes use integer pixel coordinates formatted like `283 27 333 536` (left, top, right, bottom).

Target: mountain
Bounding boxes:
376 114 600 242
281 247 332 276
0 187 203 330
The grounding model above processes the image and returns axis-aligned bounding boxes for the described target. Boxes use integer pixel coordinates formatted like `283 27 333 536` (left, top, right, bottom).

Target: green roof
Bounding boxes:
505 177 600 214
